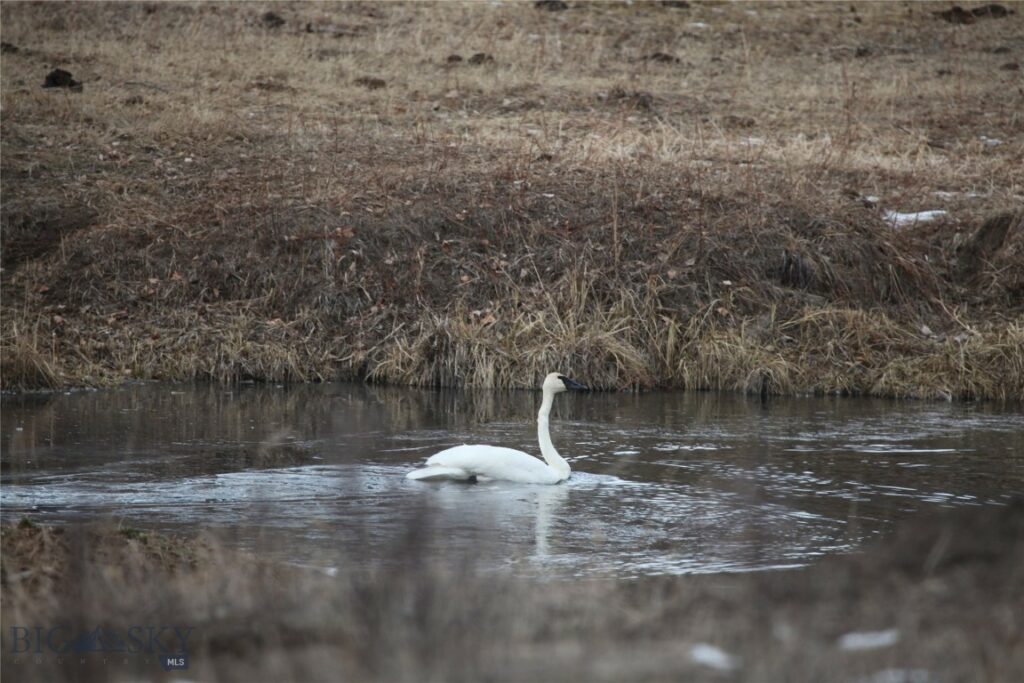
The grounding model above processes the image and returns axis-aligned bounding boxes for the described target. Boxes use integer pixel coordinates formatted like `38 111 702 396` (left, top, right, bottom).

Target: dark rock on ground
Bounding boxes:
935 6 975 24
535 0 568 11
42 68 81 91
261 11 285 29
642 52 680 64
971 3 1014 18
468 52 494 65
935 4 1014 23
354 76 386 90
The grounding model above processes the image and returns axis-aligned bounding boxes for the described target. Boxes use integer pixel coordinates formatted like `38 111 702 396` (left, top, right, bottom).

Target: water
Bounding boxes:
2 384 1021 578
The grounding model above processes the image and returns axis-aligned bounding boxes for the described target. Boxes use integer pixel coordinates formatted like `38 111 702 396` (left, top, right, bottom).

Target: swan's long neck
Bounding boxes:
537 389 570 480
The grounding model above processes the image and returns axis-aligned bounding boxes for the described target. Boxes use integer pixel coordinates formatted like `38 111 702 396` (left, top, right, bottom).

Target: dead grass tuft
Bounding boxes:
0 324 63 391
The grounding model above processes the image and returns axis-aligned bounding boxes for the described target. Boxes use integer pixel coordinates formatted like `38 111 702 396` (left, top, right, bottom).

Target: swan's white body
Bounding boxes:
406 372 585 485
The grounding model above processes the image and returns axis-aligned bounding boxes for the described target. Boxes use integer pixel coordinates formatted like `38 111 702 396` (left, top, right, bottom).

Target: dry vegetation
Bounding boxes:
1 1 1023 397
2 501 1022 682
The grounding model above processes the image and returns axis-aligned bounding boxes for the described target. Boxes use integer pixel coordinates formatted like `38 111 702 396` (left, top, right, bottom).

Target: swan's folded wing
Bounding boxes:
406 465 472 481
418 444 565 484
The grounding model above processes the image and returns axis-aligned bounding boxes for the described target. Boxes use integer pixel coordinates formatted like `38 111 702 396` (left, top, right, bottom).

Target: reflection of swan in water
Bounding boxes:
532 482 569 559
428 478 571 561
406 373 588 484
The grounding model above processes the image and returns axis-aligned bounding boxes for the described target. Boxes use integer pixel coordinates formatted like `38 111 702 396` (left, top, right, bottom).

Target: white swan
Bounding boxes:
406 372 588 484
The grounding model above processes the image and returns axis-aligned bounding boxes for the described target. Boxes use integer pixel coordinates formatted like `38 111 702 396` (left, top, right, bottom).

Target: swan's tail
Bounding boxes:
406 466 472 481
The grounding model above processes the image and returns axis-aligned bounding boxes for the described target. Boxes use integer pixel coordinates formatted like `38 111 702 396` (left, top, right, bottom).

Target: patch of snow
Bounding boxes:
883 210 948 228
689 21 709 29
932 191 984 199
689 643 739 671
838 628 901 651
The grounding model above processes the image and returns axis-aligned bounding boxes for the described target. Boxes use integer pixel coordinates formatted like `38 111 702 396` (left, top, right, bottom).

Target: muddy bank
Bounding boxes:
1 2 1022 398
3 501 1021 682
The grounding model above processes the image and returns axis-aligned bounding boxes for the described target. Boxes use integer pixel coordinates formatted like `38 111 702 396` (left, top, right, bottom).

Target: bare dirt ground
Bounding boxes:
2 500 1022 682
1 1 1023 397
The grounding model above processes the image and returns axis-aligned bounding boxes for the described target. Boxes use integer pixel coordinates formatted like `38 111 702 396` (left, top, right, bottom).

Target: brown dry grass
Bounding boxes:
2 2 1023 397
3 501 1022 682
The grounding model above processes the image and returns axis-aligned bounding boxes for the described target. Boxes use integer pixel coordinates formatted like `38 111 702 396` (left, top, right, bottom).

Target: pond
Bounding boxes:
2 384 1021 578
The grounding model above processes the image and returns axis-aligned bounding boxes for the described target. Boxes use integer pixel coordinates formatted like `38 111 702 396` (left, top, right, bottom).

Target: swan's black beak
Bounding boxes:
558 376 589 391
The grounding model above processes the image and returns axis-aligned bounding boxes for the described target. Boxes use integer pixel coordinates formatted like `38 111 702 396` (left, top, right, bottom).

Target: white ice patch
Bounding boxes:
838 628 901 651
689 643 739 671
883 210 948 228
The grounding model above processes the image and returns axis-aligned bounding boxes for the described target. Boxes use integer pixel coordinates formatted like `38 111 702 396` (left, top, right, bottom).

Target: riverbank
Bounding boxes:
2 501 1021 682
2 2 1022 398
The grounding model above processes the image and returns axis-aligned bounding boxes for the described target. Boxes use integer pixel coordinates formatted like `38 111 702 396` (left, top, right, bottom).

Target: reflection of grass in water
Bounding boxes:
2 501 1022 682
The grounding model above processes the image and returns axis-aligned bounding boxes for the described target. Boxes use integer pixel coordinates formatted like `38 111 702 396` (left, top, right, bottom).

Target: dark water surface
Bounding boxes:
2 384 1021 577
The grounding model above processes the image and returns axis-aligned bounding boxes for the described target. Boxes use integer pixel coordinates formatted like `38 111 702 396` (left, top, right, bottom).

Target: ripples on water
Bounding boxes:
2 384 1021 577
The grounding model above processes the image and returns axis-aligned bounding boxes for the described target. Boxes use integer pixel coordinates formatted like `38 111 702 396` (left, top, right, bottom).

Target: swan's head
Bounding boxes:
543 372 588 394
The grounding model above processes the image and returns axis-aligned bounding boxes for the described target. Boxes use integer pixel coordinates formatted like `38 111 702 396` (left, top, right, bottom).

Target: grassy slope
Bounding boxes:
1 2 1022 397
